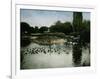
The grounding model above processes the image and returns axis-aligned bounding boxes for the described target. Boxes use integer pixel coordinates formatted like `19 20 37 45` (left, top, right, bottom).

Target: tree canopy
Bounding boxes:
49 21 73 35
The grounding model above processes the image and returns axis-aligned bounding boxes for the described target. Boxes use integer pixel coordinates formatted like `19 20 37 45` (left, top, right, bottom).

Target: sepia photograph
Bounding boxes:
20 8 90 69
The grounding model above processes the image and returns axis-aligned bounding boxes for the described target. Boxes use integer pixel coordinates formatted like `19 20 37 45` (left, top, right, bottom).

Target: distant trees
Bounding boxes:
20 22 48 34
49 21 73 35
39 26 48 33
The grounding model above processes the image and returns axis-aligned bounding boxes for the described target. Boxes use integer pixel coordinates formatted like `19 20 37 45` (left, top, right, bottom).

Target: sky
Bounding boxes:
20 9 90 28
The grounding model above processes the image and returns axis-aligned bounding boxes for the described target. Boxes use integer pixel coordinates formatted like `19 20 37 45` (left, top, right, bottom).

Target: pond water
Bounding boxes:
21 37 90 69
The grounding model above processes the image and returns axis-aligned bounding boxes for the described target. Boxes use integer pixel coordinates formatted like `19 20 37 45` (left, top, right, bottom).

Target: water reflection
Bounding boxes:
21 37 90 69
72 43 82 66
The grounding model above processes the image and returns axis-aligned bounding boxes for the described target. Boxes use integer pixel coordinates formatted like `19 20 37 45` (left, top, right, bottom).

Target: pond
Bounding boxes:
20 36 90 69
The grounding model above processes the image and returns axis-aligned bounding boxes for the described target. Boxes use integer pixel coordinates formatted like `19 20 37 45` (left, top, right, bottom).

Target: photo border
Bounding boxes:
12 4 96 79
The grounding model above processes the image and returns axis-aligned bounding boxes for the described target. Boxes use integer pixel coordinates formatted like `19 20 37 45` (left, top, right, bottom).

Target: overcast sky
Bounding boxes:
20 9 90 28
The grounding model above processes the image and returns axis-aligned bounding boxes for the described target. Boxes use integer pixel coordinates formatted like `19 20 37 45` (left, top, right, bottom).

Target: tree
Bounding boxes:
73 12 83 32
39 26 48 33
34 26 39 33
30 27 35 33
80 20 90 44
49 20 62 33
20 22 31 47
55 20 62 25
63 22 73 34
49 21 73 35
20 22 31 35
